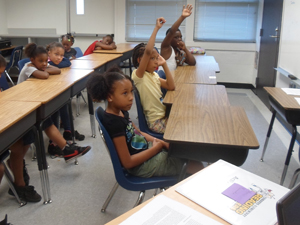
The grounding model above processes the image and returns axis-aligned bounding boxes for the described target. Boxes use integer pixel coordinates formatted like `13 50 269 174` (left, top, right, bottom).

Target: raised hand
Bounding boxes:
156 17 166 29
177 40 187 50
157 54 166 66
182 4 193 18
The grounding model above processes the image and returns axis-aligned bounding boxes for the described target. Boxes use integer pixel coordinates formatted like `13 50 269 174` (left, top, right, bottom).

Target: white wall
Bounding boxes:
0 0 7 34
0 0 264 86
5 0 67 35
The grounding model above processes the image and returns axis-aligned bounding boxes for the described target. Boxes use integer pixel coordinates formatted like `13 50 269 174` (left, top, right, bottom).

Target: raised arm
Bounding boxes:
157 54 175 90
160 4 193 60
177 41 196 65
136 17 166 78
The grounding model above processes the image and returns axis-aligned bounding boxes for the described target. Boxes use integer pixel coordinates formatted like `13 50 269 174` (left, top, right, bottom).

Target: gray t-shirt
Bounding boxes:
17 62 49 84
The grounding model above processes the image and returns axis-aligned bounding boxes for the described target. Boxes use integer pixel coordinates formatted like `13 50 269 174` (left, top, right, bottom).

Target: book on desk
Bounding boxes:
176 160 289 225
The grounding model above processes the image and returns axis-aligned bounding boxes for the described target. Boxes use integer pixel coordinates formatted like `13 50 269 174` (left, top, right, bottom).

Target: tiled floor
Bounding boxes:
0 88 299 225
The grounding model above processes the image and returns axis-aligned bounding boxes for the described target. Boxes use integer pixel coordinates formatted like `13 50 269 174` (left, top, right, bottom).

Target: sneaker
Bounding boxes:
62 144 91 162
8 160 31 197
63 130 85 141
9 185 41 202
48 143 63 158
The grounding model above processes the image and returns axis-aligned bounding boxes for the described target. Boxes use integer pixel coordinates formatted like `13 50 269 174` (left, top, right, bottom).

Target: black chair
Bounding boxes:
134 89 164 139
5 46 23 85
0 150 26 206
95 106 179 212
0 72 10 91
276 182 300 225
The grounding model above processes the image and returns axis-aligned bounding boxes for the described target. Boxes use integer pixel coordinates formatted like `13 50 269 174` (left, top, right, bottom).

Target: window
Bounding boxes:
126 0 187 42
194 0 259 42
76 0 84 15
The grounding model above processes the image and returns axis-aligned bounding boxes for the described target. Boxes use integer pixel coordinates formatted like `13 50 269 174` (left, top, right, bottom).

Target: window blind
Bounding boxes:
126 0 187 42
194 0 259 42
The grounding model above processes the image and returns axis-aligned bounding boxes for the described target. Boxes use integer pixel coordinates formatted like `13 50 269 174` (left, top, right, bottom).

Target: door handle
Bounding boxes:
270 35 279 38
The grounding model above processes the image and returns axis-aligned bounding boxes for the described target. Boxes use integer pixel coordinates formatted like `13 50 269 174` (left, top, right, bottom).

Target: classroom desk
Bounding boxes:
261 87 300 185
27 69 96 137
105 166 229 225
0 80 73 203
193 55 220 73
163 84 229 107
0 100 41 206
0 45 16 55
164 104 259 166
93 43 137 74
75 53 123 71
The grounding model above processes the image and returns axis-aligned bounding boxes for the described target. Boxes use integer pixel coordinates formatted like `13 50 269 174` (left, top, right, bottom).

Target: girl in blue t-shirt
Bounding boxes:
86 66 203 178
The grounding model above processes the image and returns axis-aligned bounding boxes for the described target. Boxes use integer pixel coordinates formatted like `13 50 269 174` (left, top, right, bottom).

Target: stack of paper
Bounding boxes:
176 160 289 225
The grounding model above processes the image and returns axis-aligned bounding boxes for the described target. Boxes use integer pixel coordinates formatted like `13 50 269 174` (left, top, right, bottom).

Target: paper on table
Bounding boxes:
119 195 223 225
209 76 216 79
281 88 300 96
294 97 300 105
222 183 256 204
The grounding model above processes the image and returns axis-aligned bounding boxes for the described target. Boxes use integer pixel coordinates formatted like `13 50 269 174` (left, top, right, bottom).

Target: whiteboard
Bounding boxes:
278 1 300 78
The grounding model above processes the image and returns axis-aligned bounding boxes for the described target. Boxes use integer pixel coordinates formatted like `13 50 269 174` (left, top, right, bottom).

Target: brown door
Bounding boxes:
255 0 283 107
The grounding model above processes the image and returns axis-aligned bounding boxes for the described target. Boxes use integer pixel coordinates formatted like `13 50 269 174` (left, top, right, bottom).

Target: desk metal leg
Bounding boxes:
129 57 133 76
67 100 78 165
88 93 96 138
280 125 297 185
260 111 276 162
34 125 49 204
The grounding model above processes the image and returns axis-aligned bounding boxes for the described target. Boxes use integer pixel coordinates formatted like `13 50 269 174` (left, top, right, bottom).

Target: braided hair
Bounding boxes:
61 33 75 44
132 43 146 68
86 66 133 102
24 43 47 58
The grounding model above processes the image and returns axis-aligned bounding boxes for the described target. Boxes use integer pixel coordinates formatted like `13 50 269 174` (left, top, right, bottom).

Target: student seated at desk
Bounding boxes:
0 55 41 202
83 34 116 56
46 42 85 154
132 17 175 134
18 43 91 161
61 33 77 60
158 4 196 79
87 67 203 177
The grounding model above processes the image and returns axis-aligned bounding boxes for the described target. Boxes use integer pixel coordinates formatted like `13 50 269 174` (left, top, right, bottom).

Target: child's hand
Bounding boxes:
156 17 166 29
157 54 166 66
153 138 163 149
182 4 193 18
177 41 187 51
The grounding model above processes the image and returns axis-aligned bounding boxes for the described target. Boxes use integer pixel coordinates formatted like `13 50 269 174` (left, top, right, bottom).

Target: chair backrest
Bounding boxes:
276 182 300 225
74 47 83 58
133 89 164 139
0 72 10 91
18 58 30 71
5 46 23 72
95 106 177 191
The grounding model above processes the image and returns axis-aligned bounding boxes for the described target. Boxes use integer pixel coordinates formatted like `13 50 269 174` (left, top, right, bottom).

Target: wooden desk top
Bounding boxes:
264 87 300 110
0 80 71 104
105 168 229 225
0 100 40 133
0 45 16 52
27 68 93 84
163 84 229 106
70 59 106 70
164 104 259 149
76 53 122 61
174 62 217 85
93 43 137 54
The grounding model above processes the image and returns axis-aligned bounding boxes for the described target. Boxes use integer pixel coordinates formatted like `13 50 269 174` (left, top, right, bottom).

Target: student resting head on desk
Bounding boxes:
132 17 175 134
83 34 116 56
46 42 85 155
18 43 91 161
87 66 203 177
61 33 77 60
157 4 196 79
0 54 41 202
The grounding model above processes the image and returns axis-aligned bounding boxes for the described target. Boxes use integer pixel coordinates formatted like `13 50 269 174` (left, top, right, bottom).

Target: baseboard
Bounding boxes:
217 82 255 89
